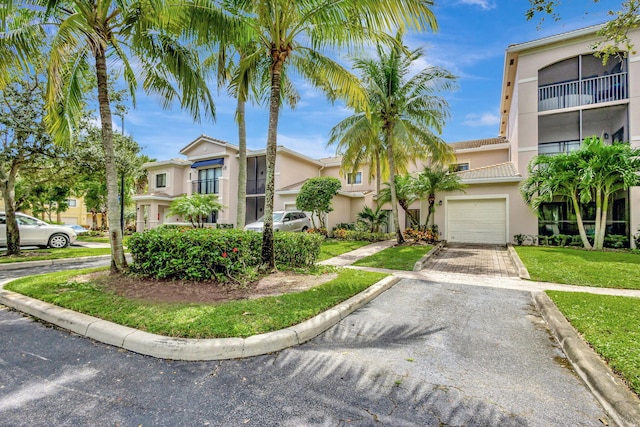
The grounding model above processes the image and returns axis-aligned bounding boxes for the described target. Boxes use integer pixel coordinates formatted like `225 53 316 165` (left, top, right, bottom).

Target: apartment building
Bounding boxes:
134 24 639 246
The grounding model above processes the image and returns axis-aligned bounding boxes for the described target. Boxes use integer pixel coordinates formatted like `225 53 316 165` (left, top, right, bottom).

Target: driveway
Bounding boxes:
421 243 518 277
0 275 610 426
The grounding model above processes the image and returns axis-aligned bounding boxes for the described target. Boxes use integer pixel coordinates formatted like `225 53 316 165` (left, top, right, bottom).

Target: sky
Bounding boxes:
117 0 618 162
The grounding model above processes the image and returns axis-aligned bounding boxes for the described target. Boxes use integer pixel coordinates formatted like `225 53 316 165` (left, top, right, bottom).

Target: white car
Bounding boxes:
244 211 312 232
0 212 77 248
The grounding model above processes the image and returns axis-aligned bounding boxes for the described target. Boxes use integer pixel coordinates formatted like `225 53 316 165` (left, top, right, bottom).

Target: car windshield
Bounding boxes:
256 213 284 222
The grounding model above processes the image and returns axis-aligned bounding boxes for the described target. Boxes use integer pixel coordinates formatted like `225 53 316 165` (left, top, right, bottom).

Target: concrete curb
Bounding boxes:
533 292 640 427
413 241 446 271
0 275 400 361
0 255 113 271
506 244 530 280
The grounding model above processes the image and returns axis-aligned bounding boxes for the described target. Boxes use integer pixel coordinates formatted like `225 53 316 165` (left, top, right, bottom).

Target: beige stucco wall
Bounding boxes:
454 148 510 170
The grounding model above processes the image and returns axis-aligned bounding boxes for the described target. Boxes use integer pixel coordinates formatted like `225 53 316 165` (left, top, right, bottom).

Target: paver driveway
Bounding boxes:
0 275 609 426
422 243 518 277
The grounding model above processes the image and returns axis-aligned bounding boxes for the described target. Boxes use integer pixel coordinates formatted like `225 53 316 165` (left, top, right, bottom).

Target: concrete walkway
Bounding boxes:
318 239 396 266
421 243 518 277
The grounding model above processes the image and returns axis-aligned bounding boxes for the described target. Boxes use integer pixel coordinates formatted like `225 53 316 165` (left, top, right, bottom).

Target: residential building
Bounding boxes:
135 24 639 246
0 196 100 228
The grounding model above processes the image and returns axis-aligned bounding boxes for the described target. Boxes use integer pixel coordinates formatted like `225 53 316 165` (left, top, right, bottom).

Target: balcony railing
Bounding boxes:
192 179 219 195
247 179 266 195
538 72 627 112
538 140 581 156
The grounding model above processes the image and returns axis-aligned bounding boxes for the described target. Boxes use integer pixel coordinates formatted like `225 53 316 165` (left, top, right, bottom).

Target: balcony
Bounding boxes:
192 179 219 195
247 179 265 195
538 72 627 112
538 140 581 156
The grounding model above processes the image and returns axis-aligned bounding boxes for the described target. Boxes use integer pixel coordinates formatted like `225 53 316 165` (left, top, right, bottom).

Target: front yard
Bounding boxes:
353 244 433 271
514 246 640 289
0 247 112 263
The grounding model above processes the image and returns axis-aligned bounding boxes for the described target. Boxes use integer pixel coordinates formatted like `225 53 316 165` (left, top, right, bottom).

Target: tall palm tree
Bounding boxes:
340 31 456 243
190 0 440 270
414 166 466 230
3 0 217 272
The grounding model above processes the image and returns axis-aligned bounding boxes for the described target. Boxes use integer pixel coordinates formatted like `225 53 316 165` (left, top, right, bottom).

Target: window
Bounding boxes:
156 173 167 188
347 172 362 184
195 167 222 194
67 199 77 207
450 163 469 172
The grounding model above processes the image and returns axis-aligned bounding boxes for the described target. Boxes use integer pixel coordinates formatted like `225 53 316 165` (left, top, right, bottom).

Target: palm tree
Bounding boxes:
3 0 217 272
190 0 440 270
414 166 466 230
377 174 420 227
357 205 387 233
343 31 456 243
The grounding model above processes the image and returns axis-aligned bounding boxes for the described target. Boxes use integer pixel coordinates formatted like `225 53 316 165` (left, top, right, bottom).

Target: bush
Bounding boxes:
634 230 640 249
404 227 437 243
217 223 234 229
604 234 629 249
307 228 328 236
332 222 355 232
127 228 324 281
334 229 394 242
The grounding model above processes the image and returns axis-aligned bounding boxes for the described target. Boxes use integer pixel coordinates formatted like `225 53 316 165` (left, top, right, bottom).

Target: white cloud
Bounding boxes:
463 112 500 127
458 0 495 10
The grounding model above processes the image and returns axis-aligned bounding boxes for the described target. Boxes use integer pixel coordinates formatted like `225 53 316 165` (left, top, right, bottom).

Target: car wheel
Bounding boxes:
301 226 309 232
48 233 70 249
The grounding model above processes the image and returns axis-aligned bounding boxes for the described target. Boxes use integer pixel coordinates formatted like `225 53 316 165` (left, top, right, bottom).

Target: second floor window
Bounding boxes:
347 172 362 184
67 199 77 207
196 167 222 194
451 163 469 172
156 173 167 188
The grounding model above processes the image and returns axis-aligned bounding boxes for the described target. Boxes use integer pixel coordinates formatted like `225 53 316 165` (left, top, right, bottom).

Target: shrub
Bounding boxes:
604 234 629 249
127 228 324 281
634 230 640 249
336 230 394 242
307 227 328 236
513 234 527 246
217 223 234 229
332 222 355 232
404 227 437 243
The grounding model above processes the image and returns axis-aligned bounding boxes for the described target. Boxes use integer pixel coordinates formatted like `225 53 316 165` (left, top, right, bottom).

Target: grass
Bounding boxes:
4 267 388 339
318 239 371 261
515 246 640 289
547 291 640 396
0 247 112 263
76 235 111 243
353 244 433 271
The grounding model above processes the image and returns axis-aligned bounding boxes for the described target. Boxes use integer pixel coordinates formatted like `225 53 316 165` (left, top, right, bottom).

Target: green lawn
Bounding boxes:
0 247 112 263
76 235 111 243
515 246 640 289
4 267 388 339
547 291 640 396
318 239 371 261
353 244 432 271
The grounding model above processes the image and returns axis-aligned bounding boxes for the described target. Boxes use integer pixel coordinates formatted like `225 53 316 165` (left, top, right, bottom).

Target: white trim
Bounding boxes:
506 24 604 53
629 56 640 63
631 136 640 141
143 159 190 168
517 77 537 84
518 146 538 152
187 152 229 162
133 195 176 202
454 142 511 154
460 177 522 185
445 195 509 244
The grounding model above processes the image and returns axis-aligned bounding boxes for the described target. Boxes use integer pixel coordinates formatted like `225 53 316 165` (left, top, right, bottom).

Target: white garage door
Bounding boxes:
447 198 507 244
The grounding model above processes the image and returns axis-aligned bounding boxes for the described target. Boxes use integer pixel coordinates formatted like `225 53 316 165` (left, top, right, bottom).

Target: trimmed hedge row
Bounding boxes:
332 229 395 242
128 228 324 281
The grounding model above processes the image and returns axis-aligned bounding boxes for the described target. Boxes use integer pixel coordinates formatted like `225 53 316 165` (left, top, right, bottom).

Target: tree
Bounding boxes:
166 194 224 228
344 31 456 244
521 137 640 250
296 177 341 230
0 71 69 255
189 0 441 271
526 0 639 61
377 174 420 227
414 166 466 230
357 205 388 233
3 0 216 272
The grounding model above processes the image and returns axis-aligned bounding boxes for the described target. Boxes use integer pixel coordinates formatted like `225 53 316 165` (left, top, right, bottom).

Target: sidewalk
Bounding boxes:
318 240 396 266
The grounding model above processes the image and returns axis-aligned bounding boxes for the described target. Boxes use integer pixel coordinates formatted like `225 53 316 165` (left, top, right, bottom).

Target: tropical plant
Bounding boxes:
357 205 388 233
521 136 640 250
166 194 224 228
377 174 420 227
334 31 456 244
296 177 341 230
414 166 466 229
188 0 440 271
2 0 216 272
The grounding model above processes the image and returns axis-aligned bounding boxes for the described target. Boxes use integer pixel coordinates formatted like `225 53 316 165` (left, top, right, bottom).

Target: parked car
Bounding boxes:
65 224 89 235
0 212 77 248
244 211 312 232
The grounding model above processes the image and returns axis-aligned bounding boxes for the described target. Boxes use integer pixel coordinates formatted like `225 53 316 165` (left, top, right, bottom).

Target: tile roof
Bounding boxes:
455 162 521 182
450 137 508 151
277 180 308 192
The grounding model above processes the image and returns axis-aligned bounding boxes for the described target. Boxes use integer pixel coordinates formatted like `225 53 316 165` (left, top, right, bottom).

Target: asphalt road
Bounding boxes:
0 273 610 426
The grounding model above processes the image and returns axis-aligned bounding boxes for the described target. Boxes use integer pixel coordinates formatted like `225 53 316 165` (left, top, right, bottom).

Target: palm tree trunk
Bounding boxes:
385 131 404 244
570 194 592 250
593 187 603 250
596 190 610 250
261 58 285 271
235 98 247 229
95 50 127 272
375 150 382 208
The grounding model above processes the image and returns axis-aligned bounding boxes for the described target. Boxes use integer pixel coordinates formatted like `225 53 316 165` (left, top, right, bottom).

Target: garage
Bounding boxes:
446 198 507 244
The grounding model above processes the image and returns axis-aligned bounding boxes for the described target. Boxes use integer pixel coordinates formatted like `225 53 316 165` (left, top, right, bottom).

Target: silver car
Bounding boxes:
0 212 77 248
244 211 312 232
